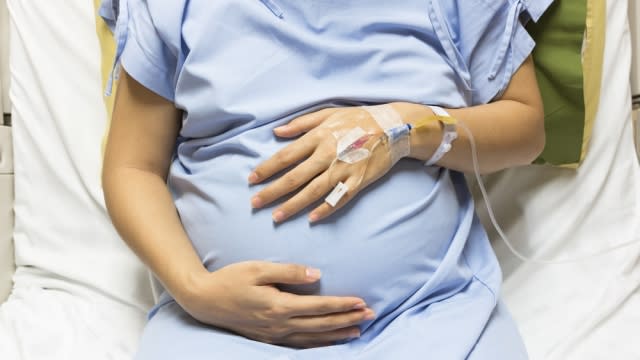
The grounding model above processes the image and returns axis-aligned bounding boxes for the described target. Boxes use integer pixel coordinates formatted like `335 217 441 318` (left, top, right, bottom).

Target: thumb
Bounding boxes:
254 262 322 285
274 108 337 137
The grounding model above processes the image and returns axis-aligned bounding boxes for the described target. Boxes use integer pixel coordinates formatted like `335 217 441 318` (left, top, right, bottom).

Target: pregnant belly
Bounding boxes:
171 158 463 316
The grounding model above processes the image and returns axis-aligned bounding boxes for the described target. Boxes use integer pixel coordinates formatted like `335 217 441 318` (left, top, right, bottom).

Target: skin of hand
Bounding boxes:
103 70 375 348
249 107 396 223
250 57 545 223
180 261 375 348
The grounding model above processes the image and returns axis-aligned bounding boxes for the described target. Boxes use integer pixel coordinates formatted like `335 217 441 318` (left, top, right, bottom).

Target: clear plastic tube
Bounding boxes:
459 121 640 264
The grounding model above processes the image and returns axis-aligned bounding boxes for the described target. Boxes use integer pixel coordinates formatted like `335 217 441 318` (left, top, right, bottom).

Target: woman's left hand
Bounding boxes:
249 106 399 223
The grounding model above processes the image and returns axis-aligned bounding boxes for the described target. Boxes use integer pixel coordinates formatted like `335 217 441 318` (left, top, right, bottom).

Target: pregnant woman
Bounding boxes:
101 0 551 358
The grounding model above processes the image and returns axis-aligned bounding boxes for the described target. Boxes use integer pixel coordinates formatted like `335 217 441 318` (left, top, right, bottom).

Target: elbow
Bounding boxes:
531 128 545 161
101 156 121 215
101 165 115 212
523 105 546 164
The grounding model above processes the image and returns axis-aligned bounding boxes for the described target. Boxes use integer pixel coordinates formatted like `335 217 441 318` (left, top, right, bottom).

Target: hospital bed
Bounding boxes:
0 0 638 359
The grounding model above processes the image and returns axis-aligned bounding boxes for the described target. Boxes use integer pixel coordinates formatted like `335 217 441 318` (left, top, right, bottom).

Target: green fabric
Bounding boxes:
528 0 587 165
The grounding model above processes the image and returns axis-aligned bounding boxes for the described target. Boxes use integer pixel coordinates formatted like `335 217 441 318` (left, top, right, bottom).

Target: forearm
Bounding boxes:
103 70 205 302
398 56 544 174
103 167 206 300
397 99 544 174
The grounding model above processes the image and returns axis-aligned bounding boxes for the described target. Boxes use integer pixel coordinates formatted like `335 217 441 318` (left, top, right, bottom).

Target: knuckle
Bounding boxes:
309 183 327 199
317 145 337 161
312 153 332 168
313 127 331 142
262 306 279 320
282 175 299 189
257 336 276 345
267 302 288 319
320 107 337 117
256 330 279 344
246 262 263 277
270 294 297 316
274 150 292 165
316 302 333 314
268 325 289 338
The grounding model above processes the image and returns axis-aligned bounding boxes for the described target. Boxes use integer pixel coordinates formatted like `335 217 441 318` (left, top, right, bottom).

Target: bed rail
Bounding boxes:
0 0 13 303
0 120 13 303
629 0 639 159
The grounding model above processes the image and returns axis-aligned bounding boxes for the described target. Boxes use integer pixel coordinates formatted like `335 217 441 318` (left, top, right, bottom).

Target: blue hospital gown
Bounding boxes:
101 1 552 358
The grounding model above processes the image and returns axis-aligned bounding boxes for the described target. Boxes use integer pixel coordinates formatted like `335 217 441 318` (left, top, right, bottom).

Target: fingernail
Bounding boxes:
251 196 263 208
308 213 319 223
352 302 366 310
248 172 259 184
348 330 361 339
305 267 322 280
274 125 290 133
363 309 376 320
272 210 286 223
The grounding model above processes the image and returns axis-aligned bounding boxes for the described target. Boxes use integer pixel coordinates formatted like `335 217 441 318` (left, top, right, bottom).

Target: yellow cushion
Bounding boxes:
580 0 606 167
93 0 116 154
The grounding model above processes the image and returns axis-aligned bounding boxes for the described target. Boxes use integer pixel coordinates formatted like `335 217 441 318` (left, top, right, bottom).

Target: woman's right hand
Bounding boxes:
174 261 375 348
106 72 374 349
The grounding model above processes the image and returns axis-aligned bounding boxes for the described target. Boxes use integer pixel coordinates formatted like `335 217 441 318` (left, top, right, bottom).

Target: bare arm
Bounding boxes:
102 69 204 295
103 70 373 347
405 56 545 173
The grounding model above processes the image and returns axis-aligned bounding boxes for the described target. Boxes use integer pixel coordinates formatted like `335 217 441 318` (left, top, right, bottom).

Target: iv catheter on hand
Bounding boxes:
326 104 640 264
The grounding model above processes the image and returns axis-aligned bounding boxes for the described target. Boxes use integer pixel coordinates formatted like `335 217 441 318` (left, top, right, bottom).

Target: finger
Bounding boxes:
308 171 362 223
270 169 334 223
252 154 330 212
276 292 368 317
278 327 362 348
253 262 324 285
249 134 318 185
273 108 337 138
287 309 375 333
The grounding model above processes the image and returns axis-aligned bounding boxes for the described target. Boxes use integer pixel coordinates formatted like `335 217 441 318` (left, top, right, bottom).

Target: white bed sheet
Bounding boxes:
475 0 640 358
1 1 153 359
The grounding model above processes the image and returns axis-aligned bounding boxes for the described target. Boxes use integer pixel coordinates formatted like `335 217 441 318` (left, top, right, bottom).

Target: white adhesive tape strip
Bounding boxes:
424 105 458 166
325 181 349 207
363 105 410 164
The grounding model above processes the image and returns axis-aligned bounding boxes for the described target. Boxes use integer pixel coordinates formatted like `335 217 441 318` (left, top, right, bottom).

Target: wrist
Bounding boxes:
389 102 442 161
164 264 211 305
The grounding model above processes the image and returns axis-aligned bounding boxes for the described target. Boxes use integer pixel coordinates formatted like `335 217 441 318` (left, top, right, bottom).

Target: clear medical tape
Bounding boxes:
461 121 640 264
363 105 410 165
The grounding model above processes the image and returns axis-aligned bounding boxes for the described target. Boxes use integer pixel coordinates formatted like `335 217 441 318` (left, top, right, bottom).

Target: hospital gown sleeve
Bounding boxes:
100 0 182 102
434 0 554 105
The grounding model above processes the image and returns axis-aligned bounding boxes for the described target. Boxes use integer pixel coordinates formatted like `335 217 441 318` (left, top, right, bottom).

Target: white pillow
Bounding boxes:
8 0 153 311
